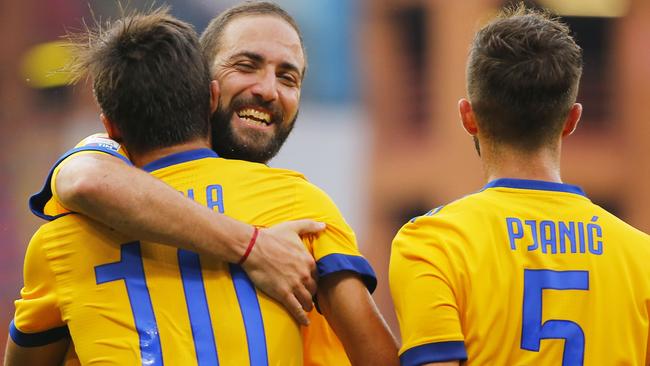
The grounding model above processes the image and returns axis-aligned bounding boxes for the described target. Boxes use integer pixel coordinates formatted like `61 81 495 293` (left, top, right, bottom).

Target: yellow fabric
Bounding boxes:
302 310 350 366
390 185 650 365
44 133 130 218
16 152 359 365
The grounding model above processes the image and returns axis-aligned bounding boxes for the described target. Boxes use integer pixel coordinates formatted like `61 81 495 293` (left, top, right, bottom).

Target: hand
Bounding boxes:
241 220 325 326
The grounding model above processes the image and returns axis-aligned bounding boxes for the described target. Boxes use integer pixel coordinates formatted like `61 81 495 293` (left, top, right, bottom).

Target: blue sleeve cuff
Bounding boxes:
316 253 377 294
9 320 69 347
400 341 467 366
29 146 132 221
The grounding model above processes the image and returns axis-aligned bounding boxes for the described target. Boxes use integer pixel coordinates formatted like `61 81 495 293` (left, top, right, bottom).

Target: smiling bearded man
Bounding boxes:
203 12 303 163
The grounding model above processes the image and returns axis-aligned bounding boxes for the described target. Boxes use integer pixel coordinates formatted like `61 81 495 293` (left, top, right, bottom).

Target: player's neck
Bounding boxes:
482 144 562 183
130 138 211 168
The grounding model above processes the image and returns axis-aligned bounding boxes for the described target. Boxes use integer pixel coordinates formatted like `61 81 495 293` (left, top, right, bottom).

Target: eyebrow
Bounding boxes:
230 51 303 77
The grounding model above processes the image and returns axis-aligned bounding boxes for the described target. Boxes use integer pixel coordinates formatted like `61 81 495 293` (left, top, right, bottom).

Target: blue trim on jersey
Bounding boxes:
95 242 163 365
400 341 467 366
409 205 446 223
230 264 269 366
484 178 586 197
178 250 219 365
316 254 378 294
142 148 218 172
9 320 69 347
29 146 132 221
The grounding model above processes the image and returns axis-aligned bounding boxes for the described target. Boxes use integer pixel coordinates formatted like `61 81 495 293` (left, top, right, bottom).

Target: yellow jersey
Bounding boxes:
390 178 650 366
14 146 373 365
28 134 132 221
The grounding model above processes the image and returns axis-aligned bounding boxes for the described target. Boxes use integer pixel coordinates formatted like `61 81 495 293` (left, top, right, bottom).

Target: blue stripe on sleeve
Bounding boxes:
316 254 377 294
400 341 467 366
29 146 132 221
9 320 69 347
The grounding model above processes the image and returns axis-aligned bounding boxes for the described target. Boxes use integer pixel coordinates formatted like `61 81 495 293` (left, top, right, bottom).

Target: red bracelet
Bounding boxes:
238 226 259 265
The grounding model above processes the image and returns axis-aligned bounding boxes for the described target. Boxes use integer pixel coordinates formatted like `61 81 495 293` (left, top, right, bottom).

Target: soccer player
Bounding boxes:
389 6 650 366
23 8 325 329
5 7 398 366
17 2 394 365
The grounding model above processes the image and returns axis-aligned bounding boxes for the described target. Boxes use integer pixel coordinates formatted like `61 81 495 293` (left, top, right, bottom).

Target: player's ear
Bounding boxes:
209 80 220 114
100 113 123 142
562 103 582 137
459 98 478 136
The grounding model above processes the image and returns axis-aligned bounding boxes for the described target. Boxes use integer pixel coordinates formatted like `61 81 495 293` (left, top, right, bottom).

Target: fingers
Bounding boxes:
304 270 318 296
242 221 322 327
285 293 310 326
283 219 326 235
296 253 317 295
294 282 315 312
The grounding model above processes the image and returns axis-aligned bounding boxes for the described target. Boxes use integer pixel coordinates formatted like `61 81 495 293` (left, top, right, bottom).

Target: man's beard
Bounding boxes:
210 96 297 163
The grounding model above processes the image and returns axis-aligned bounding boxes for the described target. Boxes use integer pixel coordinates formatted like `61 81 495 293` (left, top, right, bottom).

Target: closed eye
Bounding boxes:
278 73 298 86
234 61 256 72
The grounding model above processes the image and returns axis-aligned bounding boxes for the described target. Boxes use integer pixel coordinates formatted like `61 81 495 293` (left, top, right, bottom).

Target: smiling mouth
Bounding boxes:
236 108 272 127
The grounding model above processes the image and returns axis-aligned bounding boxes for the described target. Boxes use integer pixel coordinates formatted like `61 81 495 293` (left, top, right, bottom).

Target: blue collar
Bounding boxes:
483 178 586 197
142 148 218 172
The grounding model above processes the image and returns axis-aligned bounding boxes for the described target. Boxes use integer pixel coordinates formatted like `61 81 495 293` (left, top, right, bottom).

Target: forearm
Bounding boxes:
55 153 325 326
319 272 399 366
56 154 250 261
4 337 69 366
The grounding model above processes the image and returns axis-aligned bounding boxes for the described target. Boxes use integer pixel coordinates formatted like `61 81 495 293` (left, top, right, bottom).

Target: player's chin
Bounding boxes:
236 125 277 144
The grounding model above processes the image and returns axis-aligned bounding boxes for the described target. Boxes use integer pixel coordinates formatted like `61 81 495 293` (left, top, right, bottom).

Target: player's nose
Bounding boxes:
250 69 279 103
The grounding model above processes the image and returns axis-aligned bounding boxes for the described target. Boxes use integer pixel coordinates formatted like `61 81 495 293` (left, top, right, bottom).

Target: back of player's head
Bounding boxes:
200 1 306 76
68 7 211 155
467 5 583 150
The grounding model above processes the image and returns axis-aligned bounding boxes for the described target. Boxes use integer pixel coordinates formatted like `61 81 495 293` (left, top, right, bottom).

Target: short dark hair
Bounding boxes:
200 1 306 76
67 7 212 154
467 5 583 150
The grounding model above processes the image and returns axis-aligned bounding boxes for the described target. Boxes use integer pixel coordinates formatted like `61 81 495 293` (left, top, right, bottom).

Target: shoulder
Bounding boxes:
393 191 492 257
245 164 338 215
211 159 308 183
400 190 489 234
29 134 133 221
591 204 650 249
290 177 347 223
70 133 131 162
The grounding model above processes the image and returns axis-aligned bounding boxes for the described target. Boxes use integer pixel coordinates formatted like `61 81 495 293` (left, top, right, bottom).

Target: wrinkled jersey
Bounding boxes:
14 145 373 365
390 178 650 366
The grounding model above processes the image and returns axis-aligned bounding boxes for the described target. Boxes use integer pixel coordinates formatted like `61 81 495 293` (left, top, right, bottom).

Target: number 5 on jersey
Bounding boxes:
521 269 589 366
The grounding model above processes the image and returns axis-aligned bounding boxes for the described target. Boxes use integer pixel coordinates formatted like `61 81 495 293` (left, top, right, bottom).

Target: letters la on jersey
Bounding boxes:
14 138 373 366
390 178 650 366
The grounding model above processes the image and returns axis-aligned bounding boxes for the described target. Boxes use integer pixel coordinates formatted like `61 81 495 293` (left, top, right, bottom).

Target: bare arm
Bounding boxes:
4 337 69 366
318 272 399 366
55 152 323 325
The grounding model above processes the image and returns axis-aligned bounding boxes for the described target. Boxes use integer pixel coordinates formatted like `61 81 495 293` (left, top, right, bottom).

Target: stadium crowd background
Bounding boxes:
0 0 648 358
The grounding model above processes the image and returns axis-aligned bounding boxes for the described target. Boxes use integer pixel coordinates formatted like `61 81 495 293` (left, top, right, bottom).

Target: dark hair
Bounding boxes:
200 1 306 77
67 7 212 154
467 5 583 150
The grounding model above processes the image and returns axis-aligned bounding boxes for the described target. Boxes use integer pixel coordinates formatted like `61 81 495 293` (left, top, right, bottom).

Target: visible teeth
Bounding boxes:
240 116 268 126
237 108 271 123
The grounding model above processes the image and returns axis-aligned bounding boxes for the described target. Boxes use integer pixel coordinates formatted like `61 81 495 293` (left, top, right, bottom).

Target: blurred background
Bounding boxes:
1 0 649 356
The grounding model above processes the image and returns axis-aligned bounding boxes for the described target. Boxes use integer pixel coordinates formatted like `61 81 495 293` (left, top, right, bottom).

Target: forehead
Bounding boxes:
218 15 305 70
